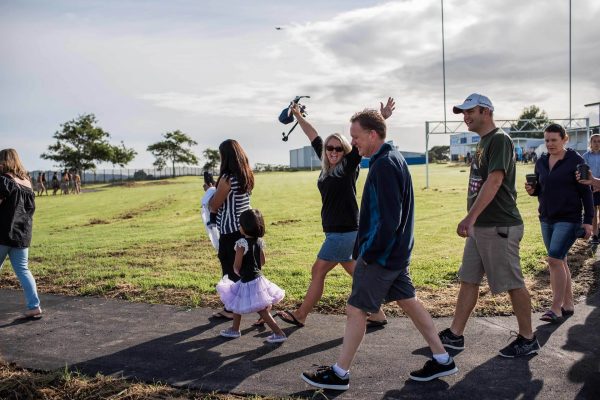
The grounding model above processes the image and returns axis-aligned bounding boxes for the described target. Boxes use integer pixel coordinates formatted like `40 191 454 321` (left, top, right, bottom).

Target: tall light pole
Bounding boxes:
569 0 572 126
441 0 447 132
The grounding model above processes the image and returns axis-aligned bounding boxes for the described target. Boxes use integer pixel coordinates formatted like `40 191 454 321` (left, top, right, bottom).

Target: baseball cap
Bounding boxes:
452 93 494 114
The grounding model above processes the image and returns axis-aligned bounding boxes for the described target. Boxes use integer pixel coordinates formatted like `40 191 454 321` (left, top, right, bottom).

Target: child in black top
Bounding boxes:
216 209 286 343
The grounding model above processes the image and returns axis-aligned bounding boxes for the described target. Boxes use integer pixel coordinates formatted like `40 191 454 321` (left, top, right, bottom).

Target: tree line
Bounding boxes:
41 114 220 177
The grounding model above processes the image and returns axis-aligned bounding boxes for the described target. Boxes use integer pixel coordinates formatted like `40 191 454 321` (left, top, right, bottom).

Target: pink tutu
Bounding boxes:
216 275 285 314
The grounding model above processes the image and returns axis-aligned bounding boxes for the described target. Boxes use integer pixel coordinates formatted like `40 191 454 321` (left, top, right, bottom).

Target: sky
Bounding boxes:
1 0 599 170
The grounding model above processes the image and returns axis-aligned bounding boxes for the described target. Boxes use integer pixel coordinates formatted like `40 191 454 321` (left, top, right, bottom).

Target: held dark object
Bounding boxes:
576 226 586 238
577 163 590 180
279 96 310 141
525 173 537 186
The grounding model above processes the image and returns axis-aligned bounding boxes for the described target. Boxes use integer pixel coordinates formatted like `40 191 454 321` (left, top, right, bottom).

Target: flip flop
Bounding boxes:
366 319 388 328
539 310 561 323
252 318 265 326
277 310 304 327
211 311 234 320
561 307 574 317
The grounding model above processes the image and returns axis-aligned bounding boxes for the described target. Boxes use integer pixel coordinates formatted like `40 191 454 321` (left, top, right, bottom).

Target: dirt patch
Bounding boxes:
86 218 110 226
271 219 301 226
109 181 138 188
0 360 256 400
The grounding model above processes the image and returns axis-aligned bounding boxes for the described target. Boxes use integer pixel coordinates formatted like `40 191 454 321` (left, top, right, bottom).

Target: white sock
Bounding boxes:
433 352 450 364
332 363 349 378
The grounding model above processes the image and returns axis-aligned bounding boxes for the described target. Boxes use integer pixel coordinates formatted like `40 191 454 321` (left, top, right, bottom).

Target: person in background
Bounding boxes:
526 123 593 322
51 172 60 195
0 149 42 318
582 134 600 244
36 172 44 197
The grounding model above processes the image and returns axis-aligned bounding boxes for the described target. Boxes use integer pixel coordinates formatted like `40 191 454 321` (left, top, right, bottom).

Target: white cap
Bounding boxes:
453 93 494 114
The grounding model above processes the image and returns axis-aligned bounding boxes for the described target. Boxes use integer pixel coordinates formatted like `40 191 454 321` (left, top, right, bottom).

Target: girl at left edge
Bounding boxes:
209 139 254 320
0 148 42 318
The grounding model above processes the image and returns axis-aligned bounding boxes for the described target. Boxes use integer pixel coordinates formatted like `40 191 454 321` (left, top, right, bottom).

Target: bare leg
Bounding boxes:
547 256 567 316
449 281 479 336
258 308 284 336
282 258 337 324
231 313 242 331
337 304 368 370
508 287 533 339
398 297 445 354
561 257 574 311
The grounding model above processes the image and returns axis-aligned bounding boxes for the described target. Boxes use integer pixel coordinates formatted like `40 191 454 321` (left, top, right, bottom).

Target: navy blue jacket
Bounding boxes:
532 148 593 225
354 143 414 269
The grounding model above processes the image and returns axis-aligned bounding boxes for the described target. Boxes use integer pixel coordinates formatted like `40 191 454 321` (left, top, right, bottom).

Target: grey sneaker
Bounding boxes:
438 328 465 350
498 333 540 358
220 328 241 338
266 333 287 343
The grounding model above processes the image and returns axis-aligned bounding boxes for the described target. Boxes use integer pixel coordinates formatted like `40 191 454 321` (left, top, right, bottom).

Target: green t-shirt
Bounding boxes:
467 128 523 226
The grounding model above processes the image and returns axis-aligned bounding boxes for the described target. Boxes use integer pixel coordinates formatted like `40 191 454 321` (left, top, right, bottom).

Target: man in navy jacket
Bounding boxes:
301 109 458 391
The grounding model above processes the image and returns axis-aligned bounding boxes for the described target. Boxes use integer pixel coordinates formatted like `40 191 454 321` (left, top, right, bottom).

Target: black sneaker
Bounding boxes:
301 365 350 391
409 358 458 381
438 328 465 350
498 333 540 358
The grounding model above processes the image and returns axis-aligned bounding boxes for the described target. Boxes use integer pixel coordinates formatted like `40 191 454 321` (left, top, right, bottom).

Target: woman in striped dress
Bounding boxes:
209 139 253 319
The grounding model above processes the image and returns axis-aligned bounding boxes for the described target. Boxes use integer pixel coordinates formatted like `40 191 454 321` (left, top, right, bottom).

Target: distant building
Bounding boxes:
289 146 321 169
359 140 425 168
290 141 425 169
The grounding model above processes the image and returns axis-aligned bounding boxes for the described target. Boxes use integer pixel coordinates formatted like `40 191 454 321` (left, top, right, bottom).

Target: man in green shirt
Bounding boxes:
438 93 540 357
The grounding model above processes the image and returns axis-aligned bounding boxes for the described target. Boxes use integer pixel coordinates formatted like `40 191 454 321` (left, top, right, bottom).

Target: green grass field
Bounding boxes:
2 163 577 314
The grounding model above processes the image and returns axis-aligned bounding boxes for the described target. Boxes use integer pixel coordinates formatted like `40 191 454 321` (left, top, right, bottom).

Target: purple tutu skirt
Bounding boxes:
216 275 285 314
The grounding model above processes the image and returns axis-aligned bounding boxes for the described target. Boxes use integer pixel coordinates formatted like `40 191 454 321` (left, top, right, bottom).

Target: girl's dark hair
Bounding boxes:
239 209 265 238
545 123 567 139
218 139 254 194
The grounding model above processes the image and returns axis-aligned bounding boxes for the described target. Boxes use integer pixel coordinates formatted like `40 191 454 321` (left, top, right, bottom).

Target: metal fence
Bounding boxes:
30 167 205 185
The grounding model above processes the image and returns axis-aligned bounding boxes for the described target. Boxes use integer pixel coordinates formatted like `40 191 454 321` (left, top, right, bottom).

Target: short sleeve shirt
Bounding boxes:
467 129 523 226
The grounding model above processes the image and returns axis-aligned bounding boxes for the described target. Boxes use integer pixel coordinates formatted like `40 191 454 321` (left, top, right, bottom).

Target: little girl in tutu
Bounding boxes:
217 208 287 343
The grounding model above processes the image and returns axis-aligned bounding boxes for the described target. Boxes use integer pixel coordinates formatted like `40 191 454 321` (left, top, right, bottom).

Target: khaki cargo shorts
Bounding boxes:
459 224 525 294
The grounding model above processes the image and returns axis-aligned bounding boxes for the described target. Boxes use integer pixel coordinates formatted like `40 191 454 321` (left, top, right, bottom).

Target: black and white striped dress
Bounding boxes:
216 174 251 235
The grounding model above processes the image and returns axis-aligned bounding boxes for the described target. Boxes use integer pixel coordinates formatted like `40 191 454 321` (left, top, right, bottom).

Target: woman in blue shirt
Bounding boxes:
525 124 593 322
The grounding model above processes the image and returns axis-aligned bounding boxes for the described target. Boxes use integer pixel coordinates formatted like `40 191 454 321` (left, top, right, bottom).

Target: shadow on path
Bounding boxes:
71 321 343 394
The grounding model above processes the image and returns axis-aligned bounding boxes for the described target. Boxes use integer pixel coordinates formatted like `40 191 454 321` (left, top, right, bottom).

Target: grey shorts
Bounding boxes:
347 257 415 313
459 224 525 295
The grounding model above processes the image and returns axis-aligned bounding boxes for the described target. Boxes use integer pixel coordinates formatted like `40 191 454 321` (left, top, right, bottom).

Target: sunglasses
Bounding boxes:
326 145 344 153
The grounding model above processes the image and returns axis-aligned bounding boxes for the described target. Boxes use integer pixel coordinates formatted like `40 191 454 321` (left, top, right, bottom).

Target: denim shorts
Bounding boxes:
540 221 580 260
317 231 357 262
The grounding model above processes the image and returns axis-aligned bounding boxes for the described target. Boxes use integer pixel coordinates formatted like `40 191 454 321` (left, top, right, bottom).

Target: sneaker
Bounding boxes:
266 333 287 343
438 328 465 350
498 333 540 358
301 365 350 391
220 328 241 338
409 358 458 381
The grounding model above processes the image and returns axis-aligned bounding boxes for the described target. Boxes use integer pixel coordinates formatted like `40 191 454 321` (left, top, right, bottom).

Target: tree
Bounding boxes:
510 105 551 138
41 114 137 171
428 145 450 162
202 148 220 173
147 130 198 177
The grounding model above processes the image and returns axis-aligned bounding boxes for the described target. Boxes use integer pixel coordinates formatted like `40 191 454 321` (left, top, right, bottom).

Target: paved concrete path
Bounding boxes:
1 289 598 399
